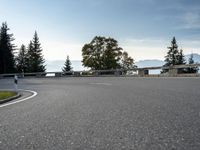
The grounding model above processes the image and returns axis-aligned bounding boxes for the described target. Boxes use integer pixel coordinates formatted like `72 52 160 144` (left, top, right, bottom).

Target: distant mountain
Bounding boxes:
185 53 200 63
135 59 164 68
135 54 200 68
46 53 200 72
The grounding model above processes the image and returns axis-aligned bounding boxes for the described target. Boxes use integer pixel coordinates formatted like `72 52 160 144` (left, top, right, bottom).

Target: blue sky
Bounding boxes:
1 0 200 61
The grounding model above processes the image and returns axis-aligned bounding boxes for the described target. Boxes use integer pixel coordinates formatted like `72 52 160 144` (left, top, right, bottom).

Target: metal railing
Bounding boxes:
0 64 199 78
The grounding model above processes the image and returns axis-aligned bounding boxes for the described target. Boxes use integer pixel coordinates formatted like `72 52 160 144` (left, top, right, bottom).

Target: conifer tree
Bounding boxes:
16 44 27 73
162 37 185 73
186 54 199 73
27 31 46 72
0 22 16 73
62 55 73 72
25 41 33 73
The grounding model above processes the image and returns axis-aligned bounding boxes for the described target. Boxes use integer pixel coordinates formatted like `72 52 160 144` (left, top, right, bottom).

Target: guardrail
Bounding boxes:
0 64 199 78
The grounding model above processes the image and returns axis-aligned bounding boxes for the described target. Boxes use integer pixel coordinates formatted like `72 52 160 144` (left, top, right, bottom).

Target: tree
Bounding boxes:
25 41 33 73
162 37 185 73
121 51 136 70
16 44 27 73
0 22 16 74
177 49 186 73
27 31 46 72
82 36 123 70
62 55 73 72
186 54 199 73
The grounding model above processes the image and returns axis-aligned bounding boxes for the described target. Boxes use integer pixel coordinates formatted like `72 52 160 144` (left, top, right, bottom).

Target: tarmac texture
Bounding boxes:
0 77 200 150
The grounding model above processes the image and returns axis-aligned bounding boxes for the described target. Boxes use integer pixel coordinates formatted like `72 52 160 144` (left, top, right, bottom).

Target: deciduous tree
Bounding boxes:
82 36 123 70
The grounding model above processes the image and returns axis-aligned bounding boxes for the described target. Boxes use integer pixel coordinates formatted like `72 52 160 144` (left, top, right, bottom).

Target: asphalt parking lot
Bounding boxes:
0 77 200 150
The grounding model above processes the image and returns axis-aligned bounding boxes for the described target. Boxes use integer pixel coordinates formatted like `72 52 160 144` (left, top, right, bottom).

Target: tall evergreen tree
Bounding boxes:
162 37 185 73
0 22 16 74
16 44 27 73
177 50 186 65
27 31 46 72
62 55 73 72
25 41 33 72
186 54 199 73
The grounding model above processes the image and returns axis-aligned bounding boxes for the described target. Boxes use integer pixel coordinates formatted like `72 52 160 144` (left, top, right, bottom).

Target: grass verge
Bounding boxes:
0 91 17 101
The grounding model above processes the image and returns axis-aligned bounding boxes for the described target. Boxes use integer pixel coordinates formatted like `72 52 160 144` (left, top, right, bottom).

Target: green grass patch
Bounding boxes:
0 91 17 101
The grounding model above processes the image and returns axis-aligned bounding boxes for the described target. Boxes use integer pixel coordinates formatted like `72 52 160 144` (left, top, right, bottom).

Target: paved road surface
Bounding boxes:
0 77 200 150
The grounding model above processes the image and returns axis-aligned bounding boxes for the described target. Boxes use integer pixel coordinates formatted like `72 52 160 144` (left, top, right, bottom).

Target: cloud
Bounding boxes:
181 12 200 29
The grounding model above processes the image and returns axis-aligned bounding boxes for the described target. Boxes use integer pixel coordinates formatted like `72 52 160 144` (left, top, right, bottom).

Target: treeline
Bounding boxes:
162 37 198 73
63 36 136 72
0 22 198 74
0 22 46 74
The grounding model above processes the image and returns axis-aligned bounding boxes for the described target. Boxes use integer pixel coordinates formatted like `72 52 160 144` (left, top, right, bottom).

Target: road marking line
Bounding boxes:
89 82 112 86
0 89 37 108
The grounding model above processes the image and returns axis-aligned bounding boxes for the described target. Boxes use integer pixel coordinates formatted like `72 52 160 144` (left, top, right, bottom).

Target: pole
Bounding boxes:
14 75 18 92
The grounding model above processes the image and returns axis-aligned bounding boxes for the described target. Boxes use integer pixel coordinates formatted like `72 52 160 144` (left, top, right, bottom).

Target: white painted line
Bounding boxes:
89 82 112 86
0 89 37 108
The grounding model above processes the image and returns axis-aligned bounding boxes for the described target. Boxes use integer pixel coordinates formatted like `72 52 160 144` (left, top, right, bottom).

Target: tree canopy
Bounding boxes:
82 36 135 70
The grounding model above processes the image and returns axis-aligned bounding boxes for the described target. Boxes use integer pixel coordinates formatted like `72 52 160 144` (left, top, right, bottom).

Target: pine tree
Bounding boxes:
0 22 16 74
27 31 46 72
16 44 27 73
186 54 199 73
25 41 33 73
62 55 73 72
162 37 185 73
177 49 186 73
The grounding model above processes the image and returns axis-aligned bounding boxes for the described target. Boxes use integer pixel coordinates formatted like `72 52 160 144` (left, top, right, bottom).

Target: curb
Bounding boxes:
0 92 21 104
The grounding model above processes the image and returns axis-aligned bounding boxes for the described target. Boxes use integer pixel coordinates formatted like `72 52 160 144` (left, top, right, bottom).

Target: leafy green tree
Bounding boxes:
62 55 73 72
27 31 46 72
0 22 16 74
186 54 199 73
16 44 27 73
162 37 186 73
121 51 136 70
82 36 123 70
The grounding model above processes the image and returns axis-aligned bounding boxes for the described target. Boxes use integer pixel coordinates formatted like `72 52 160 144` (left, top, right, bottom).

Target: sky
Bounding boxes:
0 0 200 61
